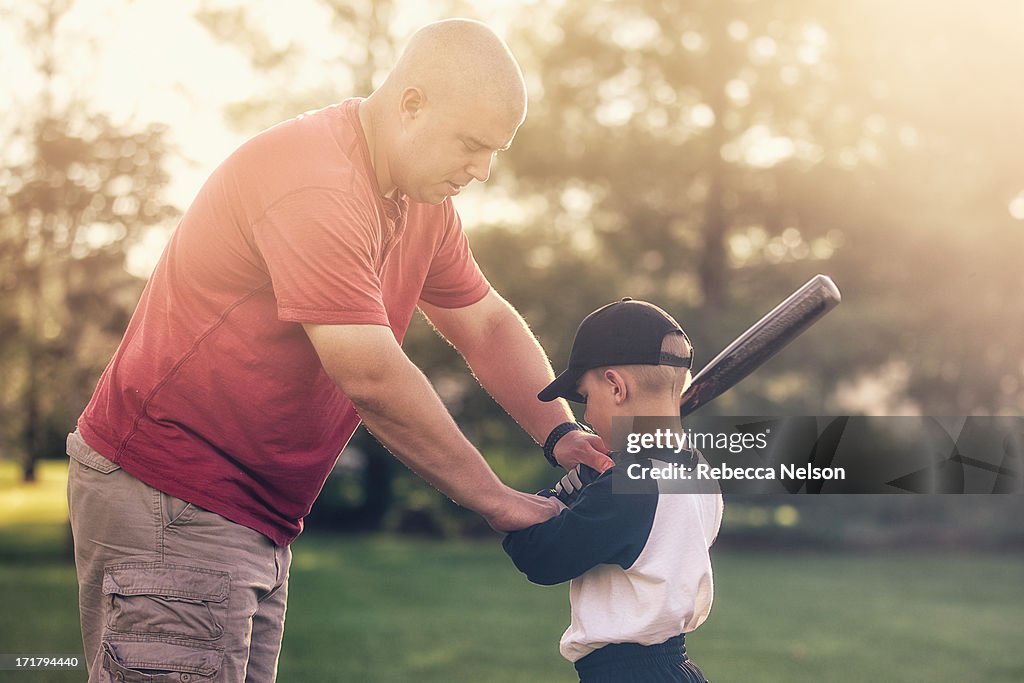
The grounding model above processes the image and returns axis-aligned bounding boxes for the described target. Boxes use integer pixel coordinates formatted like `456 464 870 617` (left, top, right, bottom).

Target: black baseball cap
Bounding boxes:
538 298 693 403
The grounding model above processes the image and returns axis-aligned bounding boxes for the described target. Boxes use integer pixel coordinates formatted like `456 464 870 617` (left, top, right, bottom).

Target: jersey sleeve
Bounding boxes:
501 465 658 586
417 201 490 309
251 188 390 325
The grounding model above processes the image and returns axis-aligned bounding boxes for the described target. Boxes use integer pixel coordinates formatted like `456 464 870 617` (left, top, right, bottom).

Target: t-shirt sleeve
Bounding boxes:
251 188 389 325
418 201 490 309
501 467 659 586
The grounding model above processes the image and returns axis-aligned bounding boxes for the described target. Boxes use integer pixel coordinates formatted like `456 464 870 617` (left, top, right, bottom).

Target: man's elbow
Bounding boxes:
328 368 395 415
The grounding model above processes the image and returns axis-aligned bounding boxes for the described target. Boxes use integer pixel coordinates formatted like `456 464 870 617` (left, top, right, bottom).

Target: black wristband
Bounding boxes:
543 421 592 468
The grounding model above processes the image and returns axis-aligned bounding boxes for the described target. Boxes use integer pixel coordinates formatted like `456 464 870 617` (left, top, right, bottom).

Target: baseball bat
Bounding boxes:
679 274 841 416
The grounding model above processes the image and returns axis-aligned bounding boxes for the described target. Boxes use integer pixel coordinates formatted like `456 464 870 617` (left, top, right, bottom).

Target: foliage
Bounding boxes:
194 0 409 133
0 1 179 478
497 0 1024 416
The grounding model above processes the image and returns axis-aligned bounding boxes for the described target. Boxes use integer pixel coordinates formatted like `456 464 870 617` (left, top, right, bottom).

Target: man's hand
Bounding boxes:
485 489 566 533
553 429 614 473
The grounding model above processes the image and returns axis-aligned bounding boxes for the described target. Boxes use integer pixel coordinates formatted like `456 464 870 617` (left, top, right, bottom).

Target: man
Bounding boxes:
67 19 612 682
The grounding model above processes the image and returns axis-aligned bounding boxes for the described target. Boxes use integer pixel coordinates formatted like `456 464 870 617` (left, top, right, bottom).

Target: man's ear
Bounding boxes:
398 87 427 123
603 369 629 406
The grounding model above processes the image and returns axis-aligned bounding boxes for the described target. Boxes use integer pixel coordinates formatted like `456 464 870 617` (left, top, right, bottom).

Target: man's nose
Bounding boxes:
467 151 495 183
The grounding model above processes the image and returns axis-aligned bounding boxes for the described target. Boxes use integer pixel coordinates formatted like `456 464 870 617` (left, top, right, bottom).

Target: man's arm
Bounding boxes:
420 290 614 472
303 323 562 532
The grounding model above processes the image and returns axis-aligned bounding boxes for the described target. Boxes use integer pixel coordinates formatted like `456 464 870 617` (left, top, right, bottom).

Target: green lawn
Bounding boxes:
2 461 1023 682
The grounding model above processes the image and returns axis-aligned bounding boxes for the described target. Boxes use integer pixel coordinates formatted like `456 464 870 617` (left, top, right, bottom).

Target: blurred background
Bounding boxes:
1 1 1022 681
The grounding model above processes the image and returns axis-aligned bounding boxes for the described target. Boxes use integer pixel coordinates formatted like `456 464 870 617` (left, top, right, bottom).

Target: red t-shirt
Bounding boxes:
78 99 491 545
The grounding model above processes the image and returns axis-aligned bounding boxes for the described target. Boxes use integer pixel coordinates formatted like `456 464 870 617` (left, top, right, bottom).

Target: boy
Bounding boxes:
504 298 723 683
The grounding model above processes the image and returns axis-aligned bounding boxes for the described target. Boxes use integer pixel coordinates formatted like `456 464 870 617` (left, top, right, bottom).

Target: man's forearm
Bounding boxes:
330 348 506 514
459 305 575 445
332 349 565 530
419 293 611 472
304 323 564 532
303 324 518 514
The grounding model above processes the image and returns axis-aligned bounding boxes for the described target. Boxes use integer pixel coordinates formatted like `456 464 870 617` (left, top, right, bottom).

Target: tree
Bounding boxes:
496 0 1024 416
194 0 408 133
0 1 179 480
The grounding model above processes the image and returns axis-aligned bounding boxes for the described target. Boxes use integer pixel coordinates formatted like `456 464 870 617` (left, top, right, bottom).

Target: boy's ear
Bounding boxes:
678 369 693 402
603 368 629 405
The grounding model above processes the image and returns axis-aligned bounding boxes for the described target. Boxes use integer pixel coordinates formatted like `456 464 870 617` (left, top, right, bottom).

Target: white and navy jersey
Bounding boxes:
503 449 723 663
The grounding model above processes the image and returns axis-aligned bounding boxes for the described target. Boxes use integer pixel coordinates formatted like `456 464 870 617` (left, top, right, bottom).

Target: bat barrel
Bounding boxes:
679 274 841 416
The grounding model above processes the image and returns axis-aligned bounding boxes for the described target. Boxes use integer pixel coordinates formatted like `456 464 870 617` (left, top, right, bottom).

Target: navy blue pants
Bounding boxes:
574 635 709 683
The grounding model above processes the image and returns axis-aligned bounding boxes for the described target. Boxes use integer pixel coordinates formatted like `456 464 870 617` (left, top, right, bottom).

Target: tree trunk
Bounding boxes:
21 348 40 484
698 5 734 330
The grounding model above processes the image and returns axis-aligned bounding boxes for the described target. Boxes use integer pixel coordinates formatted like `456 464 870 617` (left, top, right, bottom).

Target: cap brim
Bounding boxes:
538 367 586 403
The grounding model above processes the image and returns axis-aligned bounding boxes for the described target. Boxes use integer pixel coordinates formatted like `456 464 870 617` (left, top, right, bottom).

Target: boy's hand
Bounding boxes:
552 430 614 473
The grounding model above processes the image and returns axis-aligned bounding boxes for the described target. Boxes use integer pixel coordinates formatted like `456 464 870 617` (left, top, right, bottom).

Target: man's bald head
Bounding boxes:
359 19 528 202
383 18 527 126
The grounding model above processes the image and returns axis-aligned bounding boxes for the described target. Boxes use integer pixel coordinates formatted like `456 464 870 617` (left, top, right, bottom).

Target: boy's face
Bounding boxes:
576 370 616 441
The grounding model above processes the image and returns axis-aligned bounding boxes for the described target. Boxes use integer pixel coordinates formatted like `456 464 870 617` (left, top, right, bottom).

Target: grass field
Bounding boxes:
2 461 1023 682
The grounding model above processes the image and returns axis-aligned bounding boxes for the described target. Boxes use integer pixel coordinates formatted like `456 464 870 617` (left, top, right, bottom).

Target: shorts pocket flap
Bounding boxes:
67 431 120 473
103 563 229 602
105 639 223 678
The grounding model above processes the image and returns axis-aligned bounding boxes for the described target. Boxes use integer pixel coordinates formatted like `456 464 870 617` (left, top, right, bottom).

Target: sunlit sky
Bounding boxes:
7 1 252 194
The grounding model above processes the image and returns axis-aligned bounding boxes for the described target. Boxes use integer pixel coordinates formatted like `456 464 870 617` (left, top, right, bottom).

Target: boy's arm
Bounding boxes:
501 466 658 586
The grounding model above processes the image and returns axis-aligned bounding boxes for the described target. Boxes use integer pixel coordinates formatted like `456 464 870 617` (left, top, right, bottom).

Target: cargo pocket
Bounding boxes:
101 640 222 682
103 563 230 641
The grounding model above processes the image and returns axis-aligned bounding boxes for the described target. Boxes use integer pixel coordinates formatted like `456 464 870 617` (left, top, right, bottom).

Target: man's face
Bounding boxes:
392 90 521 204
